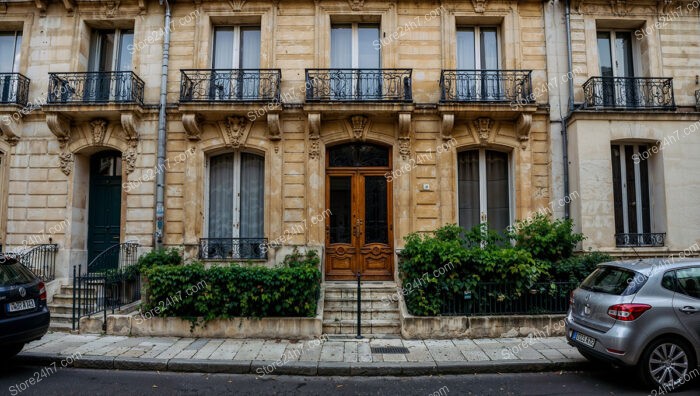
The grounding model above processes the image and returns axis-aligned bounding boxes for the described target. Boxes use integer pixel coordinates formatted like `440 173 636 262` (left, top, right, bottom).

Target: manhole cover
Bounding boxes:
371 346 410 354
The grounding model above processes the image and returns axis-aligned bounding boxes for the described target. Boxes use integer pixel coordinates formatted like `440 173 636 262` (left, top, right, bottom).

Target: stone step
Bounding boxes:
322 319 401 335
47 303 74 314
323 294 398 303
48 321 73 332
323 309 400 322
49 312 73 321
323 300 397 311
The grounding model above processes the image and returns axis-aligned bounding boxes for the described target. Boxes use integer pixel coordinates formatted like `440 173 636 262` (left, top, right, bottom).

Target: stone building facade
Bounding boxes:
0 0 553 283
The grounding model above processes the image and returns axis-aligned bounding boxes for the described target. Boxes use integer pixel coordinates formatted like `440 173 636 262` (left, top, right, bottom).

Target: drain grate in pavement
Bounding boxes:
371 346 410 354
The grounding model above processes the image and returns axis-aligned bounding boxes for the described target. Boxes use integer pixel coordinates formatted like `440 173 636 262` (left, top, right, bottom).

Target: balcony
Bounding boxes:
615 233 666 248
198 238 268 261
440 70 533 104
0 73 30 106
583 77 675 110
180 69 281 103
305 69 412 103
47 72 144 105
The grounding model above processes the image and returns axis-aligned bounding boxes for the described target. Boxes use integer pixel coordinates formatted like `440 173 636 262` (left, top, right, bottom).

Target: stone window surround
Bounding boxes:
0 20 30 75
72 18 140 74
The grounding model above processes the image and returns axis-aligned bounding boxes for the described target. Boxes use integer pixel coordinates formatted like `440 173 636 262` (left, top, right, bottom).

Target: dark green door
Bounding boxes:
87 151 122 272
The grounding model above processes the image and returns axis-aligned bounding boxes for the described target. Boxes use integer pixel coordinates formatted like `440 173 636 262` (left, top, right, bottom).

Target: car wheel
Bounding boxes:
0 343 25 360
637 337 697 392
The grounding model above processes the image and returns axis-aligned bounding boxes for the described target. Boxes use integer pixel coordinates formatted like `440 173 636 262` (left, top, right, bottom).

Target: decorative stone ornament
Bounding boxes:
472 0 487 13
224 116 250 148
440 113 455 140
308 113 321 160
350 115 369 141
229 0 247 11
91 119 108 145
473 117 494 146
610 0 629 16
348 0 364 11
0 114 20 146
398 112 412 160
182 113 204 141
516 114 533 150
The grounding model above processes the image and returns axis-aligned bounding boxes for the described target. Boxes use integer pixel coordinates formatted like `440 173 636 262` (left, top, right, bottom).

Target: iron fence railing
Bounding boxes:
439 281 579 316
179 69 281 102
615 233 666 248
71 263 141 331
19 244 58 282
87 241 139 273
440 69 533 103
583 76 675 110
198 238 268 260
0 73 30 106
305 69 412 102
47 71 145 105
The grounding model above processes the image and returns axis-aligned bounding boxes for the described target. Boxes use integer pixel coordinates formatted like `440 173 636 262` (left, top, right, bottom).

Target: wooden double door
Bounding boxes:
325 143 393 281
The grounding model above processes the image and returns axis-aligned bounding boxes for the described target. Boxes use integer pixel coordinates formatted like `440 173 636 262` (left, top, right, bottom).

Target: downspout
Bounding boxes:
155 0 171 249
563 0 574 219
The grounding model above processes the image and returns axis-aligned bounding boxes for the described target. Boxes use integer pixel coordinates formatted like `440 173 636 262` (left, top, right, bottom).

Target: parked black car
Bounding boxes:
0 254 50 360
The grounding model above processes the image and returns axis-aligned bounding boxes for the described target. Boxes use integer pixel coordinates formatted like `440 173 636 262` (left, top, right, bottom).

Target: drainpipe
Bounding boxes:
155 0 171 249
562 0 574 219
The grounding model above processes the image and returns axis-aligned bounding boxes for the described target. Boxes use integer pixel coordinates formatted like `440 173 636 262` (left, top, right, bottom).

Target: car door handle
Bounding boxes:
679 306 698 314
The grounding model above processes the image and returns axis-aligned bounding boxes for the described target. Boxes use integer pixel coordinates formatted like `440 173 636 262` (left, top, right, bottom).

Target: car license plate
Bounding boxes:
572 331 596 348
7 299 36 313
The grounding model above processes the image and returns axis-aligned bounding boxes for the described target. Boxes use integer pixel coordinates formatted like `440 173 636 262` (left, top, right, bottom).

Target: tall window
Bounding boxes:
208 152 264 240
87 29 134 101
211 26 261 100
458 149 511 232
330 23 380 98
456 27 500 100
611 144 655 245
0 31 22 73
597 31 636 106
0 31 22 103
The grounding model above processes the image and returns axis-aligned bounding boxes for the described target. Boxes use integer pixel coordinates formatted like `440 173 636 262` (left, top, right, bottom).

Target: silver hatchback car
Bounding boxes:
566 258 700 391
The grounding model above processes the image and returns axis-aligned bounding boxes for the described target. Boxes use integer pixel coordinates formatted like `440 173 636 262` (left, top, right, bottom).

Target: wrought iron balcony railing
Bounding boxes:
180 69 281 102
583 77 675 110
305 69 412 102
615 233 666 248
198 238 268 260
440 70 533 103
0 73 30 106
47 71 145 105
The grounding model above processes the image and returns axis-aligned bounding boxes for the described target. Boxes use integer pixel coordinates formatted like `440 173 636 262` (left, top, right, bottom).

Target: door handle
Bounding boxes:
680 306 698 314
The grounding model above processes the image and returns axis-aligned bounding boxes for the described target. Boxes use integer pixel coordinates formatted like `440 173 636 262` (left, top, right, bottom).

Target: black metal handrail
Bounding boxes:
0 73 30 106
198 238 268 260
439 281 579 316
87 241 139 273
72 263 141 331
695 89 699 110
305 68 412 102
583 76 675 110
19 244 58 282
47 71 145 105
615 233 666 248
180 69 281 102
440 69 533 103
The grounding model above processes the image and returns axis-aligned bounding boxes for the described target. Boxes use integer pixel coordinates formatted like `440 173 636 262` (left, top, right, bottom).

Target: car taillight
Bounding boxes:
38 281 47 301
607 303 651 321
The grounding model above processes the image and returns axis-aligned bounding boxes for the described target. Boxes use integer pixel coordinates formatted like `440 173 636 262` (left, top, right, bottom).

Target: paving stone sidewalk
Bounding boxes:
14 332 589 376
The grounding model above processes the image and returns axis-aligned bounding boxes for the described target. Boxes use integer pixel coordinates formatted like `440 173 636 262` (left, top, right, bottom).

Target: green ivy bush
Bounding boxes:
400 216 611 316
137 248 183 271
142 250 321 320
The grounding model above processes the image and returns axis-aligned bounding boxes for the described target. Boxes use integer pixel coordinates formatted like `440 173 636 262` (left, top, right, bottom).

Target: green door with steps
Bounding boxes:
87 151 122 272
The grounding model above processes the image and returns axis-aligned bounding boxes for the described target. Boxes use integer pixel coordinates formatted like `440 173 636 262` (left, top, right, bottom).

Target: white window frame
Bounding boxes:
613 144 652 234
455 148 514 229
597 30 639 78
456 26 501 70
331 23 381 68
89 29 133 72
212 26 242 69
0 31 22 73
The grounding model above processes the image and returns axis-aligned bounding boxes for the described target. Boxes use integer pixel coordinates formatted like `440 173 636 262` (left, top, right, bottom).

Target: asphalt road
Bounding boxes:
0 364 698 396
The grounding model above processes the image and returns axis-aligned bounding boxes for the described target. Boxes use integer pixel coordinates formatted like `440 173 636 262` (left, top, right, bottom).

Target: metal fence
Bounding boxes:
440 69 533 103
615 233 666 248
47 71 145 105
0 73 30 106
72 263 142 331
198 238 268 260
19 244 59 282
180 69 281 102
582 76 675 110
439 281 579 316
306 69 412 102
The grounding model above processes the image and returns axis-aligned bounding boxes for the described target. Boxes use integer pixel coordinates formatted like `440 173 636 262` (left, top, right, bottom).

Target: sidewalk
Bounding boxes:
15 332 590 376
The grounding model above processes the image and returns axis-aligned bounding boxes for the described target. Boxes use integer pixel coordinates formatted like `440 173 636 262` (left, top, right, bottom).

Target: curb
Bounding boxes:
14 353 592 376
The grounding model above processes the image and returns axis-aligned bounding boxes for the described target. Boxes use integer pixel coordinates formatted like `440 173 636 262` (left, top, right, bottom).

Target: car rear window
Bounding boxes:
580 266 647 296
0 261 37 286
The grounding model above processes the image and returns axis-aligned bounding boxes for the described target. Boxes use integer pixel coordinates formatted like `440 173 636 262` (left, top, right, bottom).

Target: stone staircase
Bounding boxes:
322 282 401 336
47 284 86 332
